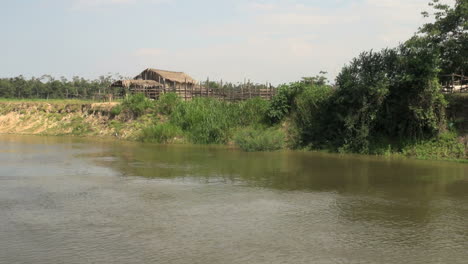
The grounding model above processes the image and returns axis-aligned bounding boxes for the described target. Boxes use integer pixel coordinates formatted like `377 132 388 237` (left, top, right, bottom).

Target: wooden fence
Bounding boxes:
441 74 468 93
127 82 277 101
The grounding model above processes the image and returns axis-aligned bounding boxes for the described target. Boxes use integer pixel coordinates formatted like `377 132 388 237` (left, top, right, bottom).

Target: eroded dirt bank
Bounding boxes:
0 102 147 139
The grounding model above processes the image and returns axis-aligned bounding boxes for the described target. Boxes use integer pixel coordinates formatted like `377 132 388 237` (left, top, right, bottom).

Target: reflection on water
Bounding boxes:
0 135 467 264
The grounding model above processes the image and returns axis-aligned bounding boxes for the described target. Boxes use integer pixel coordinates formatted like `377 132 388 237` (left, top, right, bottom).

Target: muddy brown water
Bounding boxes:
0 135 467 264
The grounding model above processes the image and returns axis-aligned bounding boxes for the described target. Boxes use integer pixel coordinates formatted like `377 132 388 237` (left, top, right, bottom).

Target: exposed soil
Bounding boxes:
0 102 143 139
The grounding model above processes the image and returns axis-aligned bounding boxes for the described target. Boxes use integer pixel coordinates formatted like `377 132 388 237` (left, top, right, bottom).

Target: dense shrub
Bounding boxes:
292 85 333 148
238 97 270 126
328 49 396 153
268 82 307 124
378 37 446 139
306 39 447 154
234 127 285 152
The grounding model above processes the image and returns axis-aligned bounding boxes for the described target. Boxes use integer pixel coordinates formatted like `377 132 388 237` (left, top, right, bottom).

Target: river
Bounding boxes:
0 135 467 264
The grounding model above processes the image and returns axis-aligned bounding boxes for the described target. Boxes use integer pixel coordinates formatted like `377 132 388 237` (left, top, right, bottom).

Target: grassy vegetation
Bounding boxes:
168 97 270 144
234 127 284 152
156 93 181 115
69 116 93 136
139 122 184 144
0 98 96 104
401 132 466 161
121 93 153 118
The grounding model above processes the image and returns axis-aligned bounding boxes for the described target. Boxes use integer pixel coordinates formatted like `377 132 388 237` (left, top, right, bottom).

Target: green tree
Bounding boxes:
0 79 14 98
420 0 468 75
379 37 446 139
330 49 396 152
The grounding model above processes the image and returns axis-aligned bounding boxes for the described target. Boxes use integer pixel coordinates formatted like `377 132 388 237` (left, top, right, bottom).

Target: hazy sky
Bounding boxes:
0 0 442 84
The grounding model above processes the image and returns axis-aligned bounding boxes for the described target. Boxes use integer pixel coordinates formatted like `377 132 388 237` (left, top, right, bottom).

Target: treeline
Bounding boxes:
0 74 125 99
0 74 275 100
265 0 467 156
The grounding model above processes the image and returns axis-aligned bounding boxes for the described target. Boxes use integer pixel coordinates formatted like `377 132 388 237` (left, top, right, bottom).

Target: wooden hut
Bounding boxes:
135 68 196 85
111 68 198 100
110 79 163 99
441 74 468 93
134 68 197 100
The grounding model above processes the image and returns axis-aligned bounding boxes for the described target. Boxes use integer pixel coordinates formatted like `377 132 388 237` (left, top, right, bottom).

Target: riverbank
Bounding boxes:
0 96 466 162
0 100 147 139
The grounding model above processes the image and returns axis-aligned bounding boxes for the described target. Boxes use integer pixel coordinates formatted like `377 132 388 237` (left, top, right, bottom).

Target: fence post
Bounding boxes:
241 83 244 101
190 82 194 100
184 78 187 101
220 79 223 100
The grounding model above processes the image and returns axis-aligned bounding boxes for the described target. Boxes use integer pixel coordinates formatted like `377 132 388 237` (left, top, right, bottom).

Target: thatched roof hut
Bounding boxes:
110 68 197 100
135 68 197 84
111 79 162 88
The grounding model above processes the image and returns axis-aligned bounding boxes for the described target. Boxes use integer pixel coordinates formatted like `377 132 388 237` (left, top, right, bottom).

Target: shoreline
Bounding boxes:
1 132 466 164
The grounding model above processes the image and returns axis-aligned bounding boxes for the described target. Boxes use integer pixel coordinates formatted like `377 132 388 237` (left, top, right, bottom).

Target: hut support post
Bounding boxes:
184 78 187 101
191 82 194 100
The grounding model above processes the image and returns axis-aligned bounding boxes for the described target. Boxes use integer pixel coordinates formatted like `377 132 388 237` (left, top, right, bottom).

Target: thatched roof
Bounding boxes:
111 79 162 88
136 68 197 84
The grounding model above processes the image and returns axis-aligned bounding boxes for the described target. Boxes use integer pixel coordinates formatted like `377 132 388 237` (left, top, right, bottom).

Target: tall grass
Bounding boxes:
401 132 466 160
236 97 270 126
234 127 285 152
139 123 183 144
156 93 181 115
170 97 270 144
170 98 236 144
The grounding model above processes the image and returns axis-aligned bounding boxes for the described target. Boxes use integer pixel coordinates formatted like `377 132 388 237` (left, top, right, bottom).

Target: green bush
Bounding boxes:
311 40 446 154
122 93 153 117
157 93 181 115
268 82 307 124
327 49 396 153
139 123 183 144
379 37 446 139
234 127 285 152
292 85 333 147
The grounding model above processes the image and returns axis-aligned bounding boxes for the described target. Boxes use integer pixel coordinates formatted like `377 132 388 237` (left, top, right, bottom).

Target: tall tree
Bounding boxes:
420 0 468 75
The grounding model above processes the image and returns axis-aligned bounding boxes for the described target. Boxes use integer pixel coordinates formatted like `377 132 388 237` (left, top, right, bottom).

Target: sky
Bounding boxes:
0 0 445 84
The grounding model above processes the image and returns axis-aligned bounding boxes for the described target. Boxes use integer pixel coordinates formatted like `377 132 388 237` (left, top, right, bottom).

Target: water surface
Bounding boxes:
0 135 467 264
